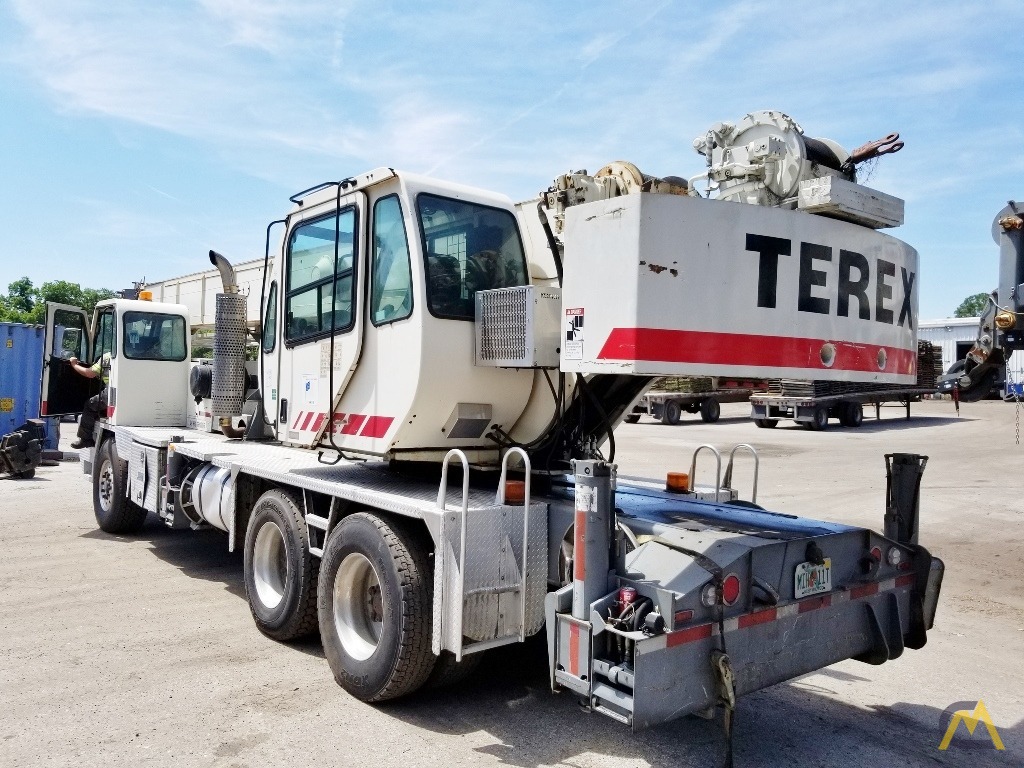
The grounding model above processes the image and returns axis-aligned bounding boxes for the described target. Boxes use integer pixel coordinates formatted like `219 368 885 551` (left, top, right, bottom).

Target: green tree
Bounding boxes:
0 277 115 324
954 292 989 318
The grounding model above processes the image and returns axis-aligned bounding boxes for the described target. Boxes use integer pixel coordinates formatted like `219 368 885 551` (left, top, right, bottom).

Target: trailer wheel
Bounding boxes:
839 402 863 428
93 439 147 534
243 489 319 641
753 418 777 429
623 414 640 424
318 512 434 702
805 407 829 431
661 400 682 425
699 398 721 423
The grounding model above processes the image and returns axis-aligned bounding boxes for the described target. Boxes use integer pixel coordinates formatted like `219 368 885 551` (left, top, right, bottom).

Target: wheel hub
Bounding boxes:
98 459 114 513
253 521 287 609
334 553 384 661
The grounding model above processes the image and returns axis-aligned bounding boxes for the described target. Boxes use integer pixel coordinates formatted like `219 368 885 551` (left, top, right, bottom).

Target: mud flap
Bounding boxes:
855 592 905 665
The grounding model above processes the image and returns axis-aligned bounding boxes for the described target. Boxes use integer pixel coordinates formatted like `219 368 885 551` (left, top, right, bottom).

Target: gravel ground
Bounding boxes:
1 399 1021 767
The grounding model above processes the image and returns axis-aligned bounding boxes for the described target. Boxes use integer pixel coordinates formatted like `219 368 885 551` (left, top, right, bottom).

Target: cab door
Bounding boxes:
40 302 98 416
278 193 366 446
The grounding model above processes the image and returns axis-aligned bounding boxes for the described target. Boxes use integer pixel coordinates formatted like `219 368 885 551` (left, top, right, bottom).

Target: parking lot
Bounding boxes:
1 399 1021 767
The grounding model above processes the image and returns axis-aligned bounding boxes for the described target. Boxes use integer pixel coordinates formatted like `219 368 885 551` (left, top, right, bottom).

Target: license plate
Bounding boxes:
794 558 832 599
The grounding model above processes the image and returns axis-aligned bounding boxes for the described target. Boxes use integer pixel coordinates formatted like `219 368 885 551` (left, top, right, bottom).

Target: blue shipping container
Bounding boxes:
0 322 59 448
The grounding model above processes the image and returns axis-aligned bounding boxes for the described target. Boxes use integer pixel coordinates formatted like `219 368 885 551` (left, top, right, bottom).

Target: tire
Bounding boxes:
623 414 640 424
243 489 319 641
661 400 682 425
93 439 147 534
425 649 483 690
318 512 434 702
804 407 829 431
699 398 721 423
753 418 777 429
839 402 863 428
15 468 36 479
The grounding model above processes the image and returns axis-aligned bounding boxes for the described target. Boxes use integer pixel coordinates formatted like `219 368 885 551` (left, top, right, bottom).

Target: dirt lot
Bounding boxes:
1 399 1022 767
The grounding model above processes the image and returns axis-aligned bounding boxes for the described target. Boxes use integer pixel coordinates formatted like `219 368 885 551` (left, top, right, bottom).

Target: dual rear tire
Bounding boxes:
242 502 458 701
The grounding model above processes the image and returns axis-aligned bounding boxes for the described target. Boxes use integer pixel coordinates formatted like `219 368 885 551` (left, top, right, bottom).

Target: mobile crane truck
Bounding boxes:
41 110 943 738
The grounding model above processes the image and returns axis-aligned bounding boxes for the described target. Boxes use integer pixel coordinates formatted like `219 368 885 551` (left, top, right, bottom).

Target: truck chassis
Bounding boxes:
750 387 936 430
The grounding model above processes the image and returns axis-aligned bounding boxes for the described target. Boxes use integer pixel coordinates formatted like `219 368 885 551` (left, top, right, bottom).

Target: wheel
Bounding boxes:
804 407 829 431
753 418 777 429
425 649 483 690
243 489 319 641
93 439 147 534
318 512 434 702
661 400 682 425
699 398 721 423
839 402 863 427
15 468 36 479
623 414 640 424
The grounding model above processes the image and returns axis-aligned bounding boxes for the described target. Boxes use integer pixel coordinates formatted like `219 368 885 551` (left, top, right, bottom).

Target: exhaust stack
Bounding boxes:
209 251 247 430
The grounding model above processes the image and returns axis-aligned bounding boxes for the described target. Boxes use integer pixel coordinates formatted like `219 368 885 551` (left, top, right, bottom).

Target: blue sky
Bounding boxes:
1 0 1021 319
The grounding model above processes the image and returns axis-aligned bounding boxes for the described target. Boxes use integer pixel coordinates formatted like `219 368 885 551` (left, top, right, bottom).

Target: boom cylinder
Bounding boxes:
572 459 614 619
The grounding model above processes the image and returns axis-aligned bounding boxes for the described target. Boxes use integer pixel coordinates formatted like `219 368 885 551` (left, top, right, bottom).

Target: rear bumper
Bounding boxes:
564 555 944 730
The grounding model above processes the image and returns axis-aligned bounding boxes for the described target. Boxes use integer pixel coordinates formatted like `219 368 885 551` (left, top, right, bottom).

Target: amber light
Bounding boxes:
139 290 153 301
504 479 525 505
666 472 690 493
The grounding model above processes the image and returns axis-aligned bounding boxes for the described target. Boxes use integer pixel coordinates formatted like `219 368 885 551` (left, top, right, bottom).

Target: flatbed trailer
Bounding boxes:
630 388 763 424
750 387 937 430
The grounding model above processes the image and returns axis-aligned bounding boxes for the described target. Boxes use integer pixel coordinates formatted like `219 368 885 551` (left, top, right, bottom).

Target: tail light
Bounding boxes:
722 573 741 605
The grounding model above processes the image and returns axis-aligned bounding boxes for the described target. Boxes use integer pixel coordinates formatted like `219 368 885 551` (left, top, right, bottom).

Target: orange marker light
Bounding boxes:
666 472 690 493
504 479 525 505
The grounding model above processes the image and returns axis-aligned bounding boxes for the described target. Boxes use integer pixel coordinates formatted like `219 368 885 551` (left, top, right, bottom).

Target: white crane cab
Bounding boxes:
261 170 536 461
40 297 191 427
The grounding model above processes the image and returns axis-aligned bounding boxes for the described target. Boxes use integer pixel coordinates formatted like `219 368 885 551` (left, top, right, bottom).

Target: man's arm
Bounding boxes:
67 357 99 379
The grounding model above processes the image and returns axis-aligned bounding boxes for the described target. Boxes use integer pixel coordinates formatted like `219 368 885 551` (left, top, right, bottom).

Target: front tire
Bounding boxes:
243 489 319 641
93 439 147 534
318 512 434 702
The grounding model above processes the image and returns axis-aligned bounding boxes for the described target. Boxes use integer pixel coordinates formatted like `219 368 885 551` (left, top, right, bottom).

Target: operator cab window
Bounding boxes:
94 307 116 363
417 194 528 320
370 195 413 325
122 311 187 361
286 208 357 343
262 281 278 353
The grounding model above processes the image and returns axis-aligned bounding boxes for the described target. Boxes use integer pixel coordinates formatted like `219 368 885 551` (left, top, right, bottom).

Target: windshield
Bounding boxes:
417 194 528 320
122 311 188 361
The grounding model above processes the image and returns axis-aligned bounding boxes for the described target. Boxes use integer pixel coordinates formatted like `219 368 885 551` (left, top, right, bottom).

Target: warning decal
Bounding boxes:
565 307 584 360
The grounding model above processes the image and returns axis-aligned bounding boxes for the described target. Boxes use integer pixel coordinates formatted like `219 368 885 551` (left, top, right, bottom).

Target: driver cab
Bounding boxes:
42 297 192 428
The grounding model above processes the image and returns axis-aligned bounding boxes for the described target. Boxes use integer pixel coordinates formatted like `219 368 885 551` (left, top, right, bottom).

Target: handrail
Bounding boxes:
688 444 722 499
723 443 760 503
437 449 470 660
497 447 532 642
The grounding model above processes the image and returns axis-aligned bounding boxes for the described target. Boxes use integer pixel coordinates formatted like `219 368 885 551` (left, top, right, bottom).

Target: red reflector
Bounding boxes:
798 594 832 613
722 573 741 605
897 561 912 571
738 608 777 629
896 574 916 588
870 546 882 562
849 583 879 600
40 401 48 416
673 609 693 625
666 623 713 647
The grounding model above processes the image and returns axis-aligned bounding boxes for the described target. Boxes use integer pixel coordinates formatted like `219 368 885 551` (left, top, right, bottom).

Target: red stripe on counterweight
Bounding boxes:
341 414 366 435
310 413 326 433
666 623 713 647
738 608 778 629
291 411 305 430
798 595 832 613
597 328 916 375
300 412 315 431
849 583 880 600
359 416 394 438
